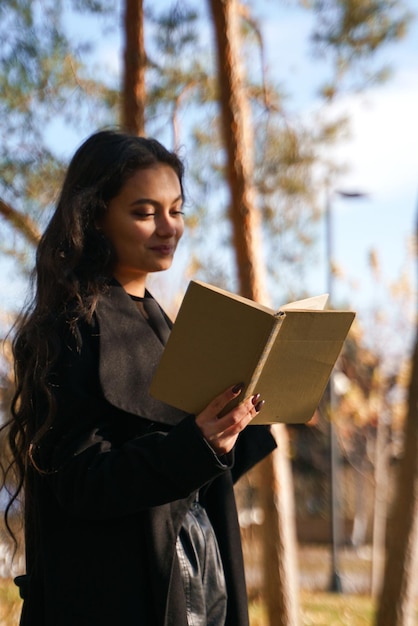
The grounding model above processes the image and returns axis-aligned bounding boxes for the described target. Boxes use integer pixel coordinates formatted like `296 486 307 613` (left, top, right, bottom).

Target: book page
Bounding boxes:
278 294 329 312
150 280 278 414
151 280 353 424
251 309 355 424
192 280 275 314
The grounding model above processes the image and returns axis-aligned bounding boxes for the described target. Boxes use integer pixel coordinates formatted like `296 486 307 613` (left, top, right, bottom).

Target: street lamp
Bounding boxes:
325 188 369 593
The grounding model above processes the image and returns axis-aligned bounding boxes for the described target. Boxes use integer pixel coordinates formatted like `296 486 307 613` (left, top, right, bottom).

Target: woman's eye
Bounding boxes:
133 212 155 219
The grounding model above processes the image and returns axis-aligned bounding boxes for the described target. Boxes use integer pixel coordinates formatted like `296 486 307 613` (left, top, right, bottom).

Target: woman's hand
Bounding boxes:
195 383 264 456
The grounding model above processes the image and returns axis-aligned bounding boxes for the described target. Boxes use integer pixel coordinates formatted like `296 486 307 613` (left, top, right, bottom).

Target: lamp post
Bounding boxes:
325 188 369 593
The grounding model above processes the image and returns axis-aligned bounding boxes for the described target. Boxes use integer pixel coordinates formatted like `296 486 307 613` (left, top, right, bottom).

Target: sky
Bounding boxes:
2 0 417 362
255 1 418 361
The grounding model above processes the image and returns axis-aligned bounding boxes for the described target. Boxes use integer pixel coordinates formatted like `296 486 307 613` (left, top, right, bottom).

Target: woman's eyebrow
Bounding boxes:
129 194 183 207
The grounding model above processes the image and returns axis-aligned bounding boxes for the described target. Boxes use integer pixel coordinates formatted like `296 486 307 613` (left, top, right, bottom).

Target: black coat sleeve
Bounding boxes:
231 425 277 484
35 319 233 521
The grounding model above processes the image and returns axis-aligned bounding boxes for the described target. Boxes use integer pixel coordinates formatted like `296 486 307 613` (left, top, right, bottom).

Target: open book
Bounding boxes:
150 280 355 424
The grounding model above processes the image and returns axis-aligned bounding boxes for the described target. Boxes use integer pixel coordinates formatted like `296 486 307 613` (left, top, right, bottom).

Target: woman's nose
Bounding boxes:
156 214 177 236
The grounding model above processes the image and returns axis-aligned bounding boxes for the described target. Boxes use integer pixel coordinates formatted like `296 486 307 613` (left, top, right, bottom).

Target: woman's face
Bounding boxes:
100 163 184 293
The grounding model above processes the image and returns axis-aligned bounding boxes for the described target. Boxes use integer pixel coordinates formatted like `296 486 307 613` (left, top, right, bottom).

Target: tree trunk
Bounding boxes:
375 337 418 625
375 208 418 625
121 0 145 135
208 0 267 304
371 408 390 598
258 424 300 625
208 1 300 624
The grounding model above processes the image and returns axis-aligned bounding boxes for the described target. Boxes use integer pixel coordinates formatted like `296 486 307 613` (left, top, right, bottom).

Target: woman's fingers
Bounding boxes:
202 382 245 417
195 384 265 455
215 394 264 435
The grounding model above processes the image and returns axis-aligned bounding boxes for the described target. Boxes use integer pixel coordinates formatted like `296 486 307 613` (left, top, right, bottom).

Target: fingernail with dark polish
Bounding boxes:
232 382 245 394
252 393 261 406
255 400 265 413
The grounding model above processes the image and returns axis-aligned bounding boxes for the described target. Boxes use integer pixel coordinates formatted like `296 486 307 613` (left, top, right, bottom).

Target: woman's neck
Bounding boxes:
112 272 147 298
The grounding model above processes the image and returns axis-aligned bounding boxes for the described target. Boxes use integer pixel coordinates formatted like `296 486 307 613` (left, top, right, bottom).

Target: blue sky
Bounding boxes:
255 1 418 360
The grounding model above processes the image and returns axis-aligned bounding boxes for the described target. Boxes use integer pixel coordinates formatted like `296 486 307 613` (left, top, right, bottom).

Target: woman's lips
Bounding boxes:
149 244 175 255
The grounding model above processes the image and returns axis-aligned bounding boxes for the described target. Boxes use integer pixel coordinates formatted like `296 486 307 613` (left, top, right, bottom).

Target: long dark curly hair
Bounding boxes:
1 128 185 540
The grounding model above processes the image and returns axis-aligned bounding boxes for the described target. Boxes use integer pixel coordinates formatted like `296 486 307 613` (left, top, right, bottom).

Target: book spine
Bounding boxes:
246 312 285 397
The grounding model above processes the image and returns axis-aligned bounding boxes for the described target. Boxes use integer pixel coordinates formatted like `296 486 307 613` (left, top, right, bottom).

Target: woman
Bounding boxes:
5 129 276 625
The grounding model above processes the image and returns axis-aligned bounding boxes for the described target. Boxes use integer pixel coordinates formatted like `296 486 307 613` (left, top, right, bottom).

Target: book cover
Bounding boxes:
150 280 355 424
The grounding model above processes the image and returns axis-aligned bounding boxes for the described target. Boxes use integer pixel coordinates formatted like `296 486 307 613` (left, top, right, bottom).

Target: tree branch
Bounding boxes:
0 198 40 246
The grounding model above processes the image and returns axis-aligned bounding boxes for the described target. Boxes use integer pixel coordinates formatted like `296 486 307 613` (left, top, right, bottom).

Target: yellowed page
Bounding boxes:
251 309 355 424
150 280 277 414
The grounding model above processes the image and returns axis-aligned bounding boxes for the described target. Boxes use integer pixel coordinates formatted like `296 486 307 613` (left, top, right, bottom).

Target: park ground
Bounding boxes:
1 544 417 625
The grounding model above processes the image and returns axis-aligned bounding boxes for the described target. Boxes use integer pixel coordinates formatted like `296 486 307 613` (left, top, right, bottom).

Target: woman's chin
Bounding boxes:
150 259 174 274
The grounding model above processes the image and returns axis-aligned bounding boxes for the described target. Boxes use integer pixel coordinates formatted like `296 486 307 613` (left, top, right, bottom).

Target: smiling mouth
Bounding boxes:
150 245 174 255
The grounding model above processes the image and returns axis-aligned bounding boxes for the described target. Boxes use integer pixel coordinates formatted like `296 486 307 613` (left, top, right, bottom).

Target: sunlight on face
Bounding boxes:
100 163 184 294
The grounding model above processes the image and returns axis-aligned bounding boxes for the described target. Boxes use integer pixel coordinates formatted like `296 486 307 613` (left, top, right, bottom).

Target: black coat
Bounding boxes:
18 282 277 626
